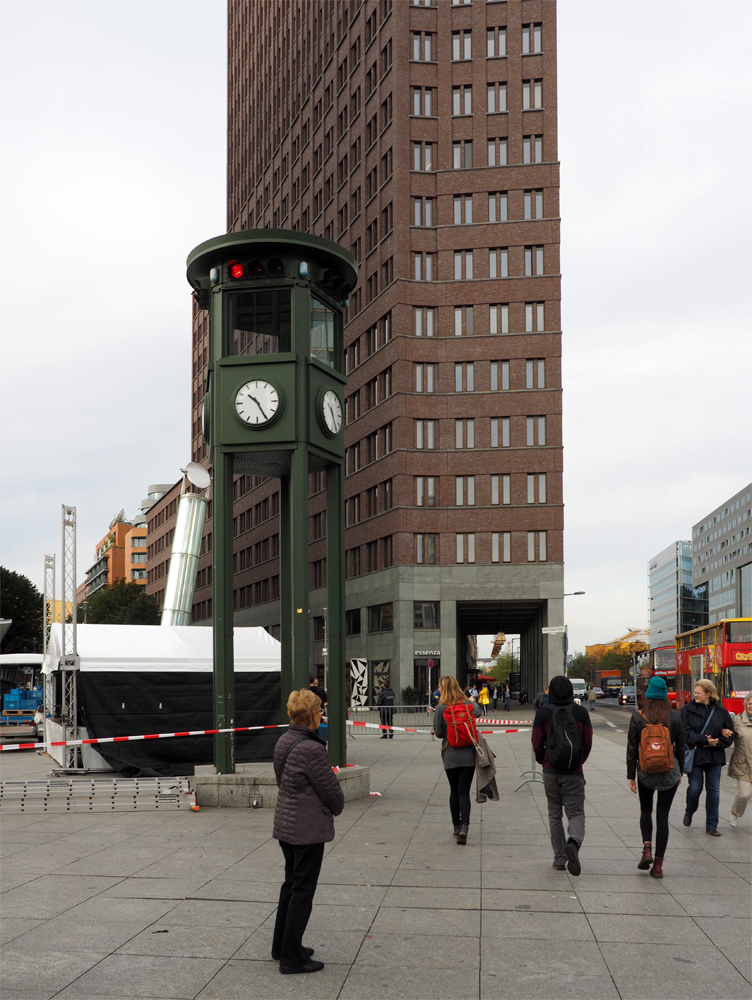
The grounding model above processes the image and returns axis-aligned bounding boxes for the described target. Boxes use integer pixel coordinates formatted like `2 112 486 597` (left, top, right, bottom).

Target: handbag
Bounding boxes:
683 707 715 774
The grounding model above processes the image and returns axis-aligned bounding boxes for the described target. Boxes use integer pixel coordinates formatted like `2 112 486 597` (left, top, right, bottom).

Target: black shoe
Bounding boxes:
456 824 468 845
280 959 324 975
380 736 388 740
565 839 581 877
705 828 722 837
272 946 313 962
683 812 692 827
552 861 566 871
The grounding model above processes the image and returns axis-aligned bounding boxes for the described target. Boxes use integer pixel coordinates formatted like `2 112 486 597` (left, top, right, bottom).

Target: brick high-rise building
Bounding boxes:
188 0 565 701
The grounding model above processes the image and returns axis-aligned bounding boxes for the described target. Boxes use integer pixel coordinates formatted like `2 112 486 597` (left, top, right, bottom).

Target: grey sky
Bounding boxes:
1 1 750 658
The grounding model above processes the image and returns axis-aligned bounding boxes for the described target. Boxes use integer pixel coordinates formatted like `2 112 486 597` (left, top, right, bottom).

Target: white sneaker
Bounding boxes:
729 810 738 828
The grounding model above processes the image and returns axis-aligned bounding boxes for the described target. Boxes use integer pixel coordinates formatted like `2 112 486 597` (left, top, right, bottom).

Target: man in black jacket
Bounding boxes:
377 684 396 738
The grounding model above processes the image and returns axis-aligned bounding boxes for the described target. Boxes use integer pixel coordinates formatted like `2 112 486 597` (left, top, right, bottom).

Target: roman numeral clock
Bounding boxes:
187 231 357 772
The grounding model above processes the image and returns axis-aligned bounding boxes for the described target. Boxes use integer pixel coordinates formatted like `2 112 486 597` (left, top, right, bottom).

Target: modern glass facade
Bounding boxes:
649 541 707 648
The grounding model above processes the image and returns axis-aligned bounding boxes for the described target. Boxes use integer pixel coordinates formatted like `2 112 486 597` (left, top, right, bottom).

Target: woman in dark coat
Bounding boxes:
626 675 685 878
681 678 734 836
271 689 345 974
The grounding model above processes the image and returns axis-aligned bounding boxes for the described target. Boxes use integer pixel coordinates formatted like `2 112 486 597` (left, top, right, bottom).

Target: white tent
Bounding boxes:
43 623 281 673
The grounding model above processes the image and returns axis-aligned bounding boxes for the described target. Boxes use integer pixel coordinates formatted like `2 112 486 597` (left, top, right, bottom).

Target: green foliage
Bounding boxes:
400 685 419 705
597 648 632 675
491 652 517 684
570 651 593 683
0 567 43 653
82 580 159 626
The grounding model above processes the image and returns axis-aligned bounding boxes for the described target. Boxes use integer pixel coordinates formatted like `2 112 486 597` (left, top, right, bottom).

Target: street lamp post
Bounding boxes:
562 592 585 674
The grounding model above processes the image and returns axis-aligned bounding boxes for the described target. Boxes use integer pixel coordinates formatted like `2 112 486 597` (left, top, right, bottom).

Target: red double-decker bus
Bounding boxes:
634 645 677 709
675 618 752 713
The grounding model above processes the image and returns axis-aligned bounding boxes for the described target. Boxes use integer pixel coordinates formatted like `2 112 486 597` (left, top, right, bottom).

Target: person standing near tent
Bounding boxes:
272 689 344 975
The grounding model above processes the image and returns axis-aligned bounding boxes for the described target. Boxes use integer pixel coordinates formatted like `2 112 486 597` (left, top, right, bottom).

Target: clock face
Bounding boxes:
234 379 281 426
322 389 343 436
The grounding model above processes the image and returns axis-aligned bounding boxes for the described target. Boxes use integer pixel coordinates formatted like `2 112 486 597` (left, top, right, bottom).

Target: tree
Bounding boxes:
570 651 593 684
491 652 518 684
0 567 43 653
595 648 633 677
82 580 159 625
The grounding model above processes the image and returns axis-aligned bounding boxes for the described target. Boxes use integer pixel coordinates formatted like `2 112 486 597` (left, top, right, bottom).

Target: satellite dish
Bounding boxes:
183 463 211 490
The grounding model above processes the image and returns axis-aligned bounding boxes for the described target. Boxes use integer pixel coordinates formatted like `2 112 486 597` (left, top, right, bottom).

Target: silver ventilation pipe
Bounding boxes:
160 464 210 626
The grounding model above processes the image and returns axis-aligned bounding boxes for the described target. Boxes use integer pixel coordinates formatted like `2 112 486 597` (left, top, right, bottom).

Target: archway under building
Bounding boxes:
455 599 562 700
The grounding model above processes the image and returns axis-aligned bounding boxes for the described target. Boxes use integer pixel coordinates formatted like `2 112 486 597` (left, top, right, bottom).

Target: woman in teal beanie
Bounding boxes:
626 675 685 878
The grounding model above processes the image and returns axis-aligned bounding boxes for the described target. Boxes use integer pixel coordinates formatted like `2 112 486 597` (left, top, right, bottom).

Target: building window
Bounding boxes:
416 476 436 507
487 27 507 58
455 362 475 392
413 141 435 171
454 305 474 336
454 250 473 280
528 531 547 562
414 197 435 226
452 141 473 169
415 363 436 392
488 191 508 223
523 135 544 164
412 87 435 117
416 534 437 564
527 473 547 503
412 32 434 62
526 416 546 446
524 189 544 220
487 83 507 114
522 23 542 54
522 79 543 110
491 474 511 505
489 304 509 334
414 601 440 628
453 194 473 225
525 246 544 276
452 30 472 61
456 476 476 506
490 360 509 391
414 307 435 336
456 533 476 564
346 608 361 635
491 417 510 448
414 253 435 281
525 302 545 332
368 602 393 632
489 248 508 279
492 531 511 563
416 419 436 449
452 86 473 116
526 358 545 388
487 138 508 166
455 418 475 449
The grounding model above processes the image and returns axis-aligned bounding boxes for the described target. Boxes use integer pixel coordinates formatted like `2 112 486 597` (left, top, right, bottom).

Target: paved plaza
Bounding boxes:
1 708 750 1000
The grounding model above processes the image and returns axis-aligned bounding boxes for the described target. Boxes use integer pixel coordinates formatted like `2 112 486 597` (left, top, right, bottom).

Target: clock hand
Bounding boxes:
248 394 268 420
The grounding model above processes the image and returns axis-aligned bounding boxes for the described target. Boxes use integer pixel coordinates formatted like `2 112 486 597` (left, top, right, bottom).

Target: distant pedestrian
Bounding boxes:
626 676 685 878
478 685 490 717
532 675 593 875
468 685 479 703
491 685 500 711
587 687 597 712
434 675 483 845
272 689 344 975
533 686 550 711
308 676 328 714
681 680 734 836
503 684 511 712
729 693 752 828
430 687 441 710
377 683 396 739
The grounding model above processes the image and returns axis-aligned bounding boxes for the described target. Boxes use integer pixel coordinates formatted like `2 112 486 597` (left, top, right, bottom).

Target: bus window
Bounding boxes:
726 621 752 644
663 675 676 692
726 665 752 698
691 655 703 689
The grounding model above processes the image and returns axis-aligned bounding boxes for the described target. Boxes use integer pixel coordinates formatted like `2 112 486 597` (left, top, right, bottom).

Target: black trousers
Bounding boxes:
445 765 475 826
637 780 678 858
271 841 324 967
379 709 394 737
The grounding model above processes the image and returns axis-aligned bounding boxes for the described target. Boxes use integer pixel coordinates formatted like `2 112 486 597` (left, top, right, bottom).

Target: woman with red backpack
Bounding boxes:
433 676 483 845
626 675 686 878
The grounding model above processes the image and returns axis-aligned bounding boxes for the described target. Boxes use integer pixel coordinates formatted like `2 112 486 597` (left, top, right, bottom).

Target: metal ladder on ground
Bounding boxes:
0 777 194 814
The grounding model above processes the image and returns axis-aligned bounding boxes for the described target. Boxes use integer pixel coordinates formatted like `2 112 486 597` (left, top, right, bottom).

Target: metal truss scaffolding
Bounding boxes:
60 506 79 769
43 554 55 719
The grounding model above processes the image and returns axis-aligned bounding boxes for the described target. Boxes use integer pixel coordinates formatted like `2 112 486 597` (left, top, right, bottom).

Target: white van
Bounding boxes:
569 678 587 703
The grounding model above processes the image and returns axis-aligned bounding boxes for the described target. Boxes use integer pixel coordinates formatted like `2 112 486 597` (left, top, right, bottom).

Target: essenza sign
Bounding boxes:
415 650 440 657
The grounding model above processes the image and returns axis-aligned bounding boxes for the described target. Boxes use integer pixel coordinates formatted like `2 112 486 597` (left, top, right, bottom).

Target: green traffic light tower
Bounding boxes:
186 231 357 772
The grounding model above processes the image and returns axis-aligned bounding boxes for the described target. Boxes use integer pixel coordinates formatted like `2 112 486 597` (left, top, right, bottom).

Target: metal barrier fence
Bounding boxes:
347 704 435 736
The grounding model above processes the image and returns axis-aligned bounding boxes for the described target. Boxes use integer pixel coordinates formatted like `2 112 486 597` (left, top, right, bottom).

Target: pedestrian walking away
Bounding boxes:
681 679 734 836
271 689 344 975
533 686 550 711
377 682 396 738
587 686 597 711
532 675 592 875
478 685 490 717
434 675 483 845
626 676 685 878
729 693 752 828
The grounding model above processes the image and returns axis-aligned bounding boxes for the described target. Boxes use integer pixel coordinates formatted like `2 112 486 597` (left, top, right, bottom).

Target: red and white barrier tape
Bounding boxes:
347 719 529 736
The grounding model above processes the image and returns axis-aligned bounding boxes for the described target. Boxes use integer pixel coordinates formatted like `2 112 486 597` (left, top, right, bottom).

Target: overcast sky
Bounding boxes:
1 1 750 658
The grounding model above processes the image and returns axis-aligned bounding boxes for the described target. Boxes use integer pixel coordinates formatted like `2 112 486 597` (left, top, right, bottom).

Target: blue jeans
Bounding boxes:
685 763 723 831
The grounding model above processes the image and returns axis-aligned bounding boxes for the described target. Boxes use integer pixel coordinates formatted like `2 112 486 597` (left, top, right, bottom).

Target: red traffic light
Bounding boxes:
228 260 245 279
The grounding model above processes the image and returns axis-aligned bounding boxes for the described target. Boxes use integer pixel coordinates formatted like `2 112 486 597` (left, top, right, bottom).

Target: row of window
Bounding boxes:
346 480 393 526
415 359 546 393
411 81 542 118
414 416 547 450
416 531 548 564
412 24 543 62
413 138 548 175
414 474 548 507
416 195 546 234
413 303 546 338
346 424 393 475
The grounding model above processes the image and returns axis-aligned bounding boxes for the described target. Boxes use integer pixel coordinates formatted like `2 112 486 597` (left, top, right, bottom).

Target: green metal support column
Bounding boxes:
279 474 293 716
290 445 310 693
326 461 346 765
212 447 235 773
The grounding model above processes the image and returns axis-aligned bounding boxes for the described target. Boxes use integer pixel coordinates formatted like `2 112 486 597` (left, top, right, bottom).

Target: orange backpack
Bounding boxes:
638 713 674 774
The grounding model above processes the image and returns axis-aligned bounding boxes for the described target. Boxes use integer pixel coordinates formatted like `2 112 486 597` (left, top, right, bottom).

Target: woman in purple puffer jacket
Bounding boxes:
271 689 344 976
